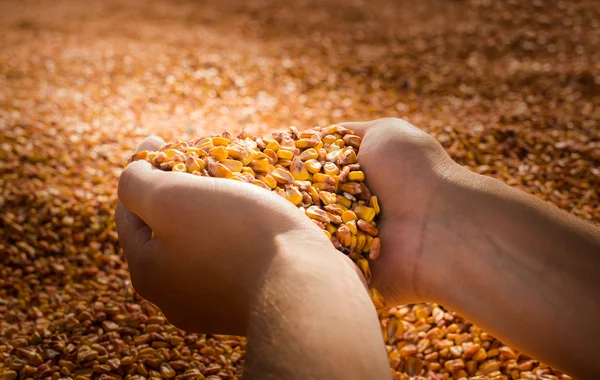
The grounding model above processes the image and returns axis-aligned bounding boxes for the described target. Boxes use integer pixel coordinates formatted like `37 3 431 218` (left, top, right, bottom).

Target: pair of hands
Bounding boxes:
116 118 462 335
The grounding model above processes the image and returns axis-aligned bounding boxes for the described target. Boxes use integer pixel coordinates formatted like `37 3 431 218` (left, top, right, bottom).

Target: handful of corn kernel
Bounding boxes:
125 125 386 308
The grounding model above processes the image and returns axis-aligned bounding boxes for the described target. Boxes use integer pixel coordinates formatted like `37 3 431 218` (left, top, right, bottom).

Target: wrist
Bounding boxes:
415 163 487 302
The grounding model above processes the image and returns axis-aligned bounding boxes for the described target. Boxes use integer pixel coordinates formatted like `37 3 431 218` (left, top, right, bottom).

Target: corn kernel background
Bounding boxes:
0 0 598 379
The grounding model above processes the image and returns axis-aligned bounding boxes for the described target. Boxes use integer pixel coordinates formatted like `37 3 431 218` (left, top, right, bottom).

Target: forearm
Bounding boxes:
425 168 600 378
244 232 391 380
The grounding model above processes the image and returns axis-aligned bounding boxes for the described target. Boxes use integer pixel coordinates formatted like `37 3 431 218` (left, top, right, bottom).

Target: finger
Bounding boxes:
115 200 153 257
136 135 166 153
118 159 168 228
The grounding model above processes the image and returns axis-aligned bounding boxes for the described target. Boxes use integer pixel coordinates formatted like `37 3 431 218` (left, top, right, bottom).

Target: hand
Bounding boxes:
340 118 464 305
115 136 342 335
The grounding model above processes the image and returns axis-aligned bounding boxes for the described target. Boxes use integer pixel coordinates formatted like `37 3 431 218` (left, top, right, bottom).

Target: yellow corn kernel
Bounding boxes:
312 173 331 183
285 187 303 206
356 259 372 284
348 171 365 182
241 166 255 176
265 140 280 152
211 136 230 146
165 149 185 159
323 162 340 176
146 152 158 161
369 288 386 309
343 134 362 148
325 223 337 235
267 164 276 174
185 158 203 173
277 149 294 160
306 206 330 223
362 234 374 253
252 179 270 190
173 163 186 172
324 230 331 240
250 158 270 173
337 195 352 208
336 225 352 246
294 138 316 149
369 196 380 214
299 148 318 161
230 172 245 181
195 137 213 148
369 237 381 260
312 182 335 192
386 318 405 343
271 168 294 184
345 220 358 235
341 182 362 195
256 174 277 189
280 136 296 149
356 232 367 251
333 138 345 148
326 148 343 162
185 147 200 156
223 159 243 172
322 134 337 144
348 252 363 262
319 191 337 205
264 148 278 164
207 161 233 178
337 148 358 165
342 210 358 223
304 159 322 174
209 146 228 162
349 235 357 252
290 157 309 181
308 186 320 203
354 206 376 222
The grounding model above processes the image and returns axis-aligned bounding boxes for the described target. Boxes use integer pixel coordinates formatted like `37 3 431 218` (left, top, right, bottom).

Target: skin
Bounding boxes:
117 118 600 379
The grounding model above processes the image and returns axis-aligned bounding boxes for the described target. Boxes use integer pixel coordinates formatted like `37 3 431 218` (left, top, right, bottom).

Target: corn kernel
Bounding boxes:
354 206 376 222
369 237 381 260
211 136 230 146
356 259 371 284
337 195 352 208
369 288 386 309
264 148 278 164
250 158 269 173
325 223 337 234
323 230 331 240
265 140 279 151
348 171 365 182
340 182 362 195
323 162 340 176
207 161 232 178
209 146 228 162
195 137 213 148
356 232 367 251
306 206 330 223
299 148 318 161
212 158 238 172
336 225 352 246
271 168 294 184
277 149 294 160
290 157 309 180
319 191 337 205
285 187 303 206
345 220 358 235
304 159 322 173
342 210 358 223
173 163 186 172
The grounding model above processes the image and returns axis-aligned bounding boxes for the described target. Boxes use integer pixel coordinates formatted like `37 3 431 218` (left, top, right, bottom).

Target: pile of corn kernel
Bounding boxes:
2 0 597 379
126 125 383 295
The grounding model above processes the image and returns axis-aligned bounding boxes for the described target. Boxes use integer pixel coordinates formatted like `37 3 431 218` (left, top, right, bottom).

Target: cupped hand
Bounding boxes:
115 136 340 336
340 118 463 305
